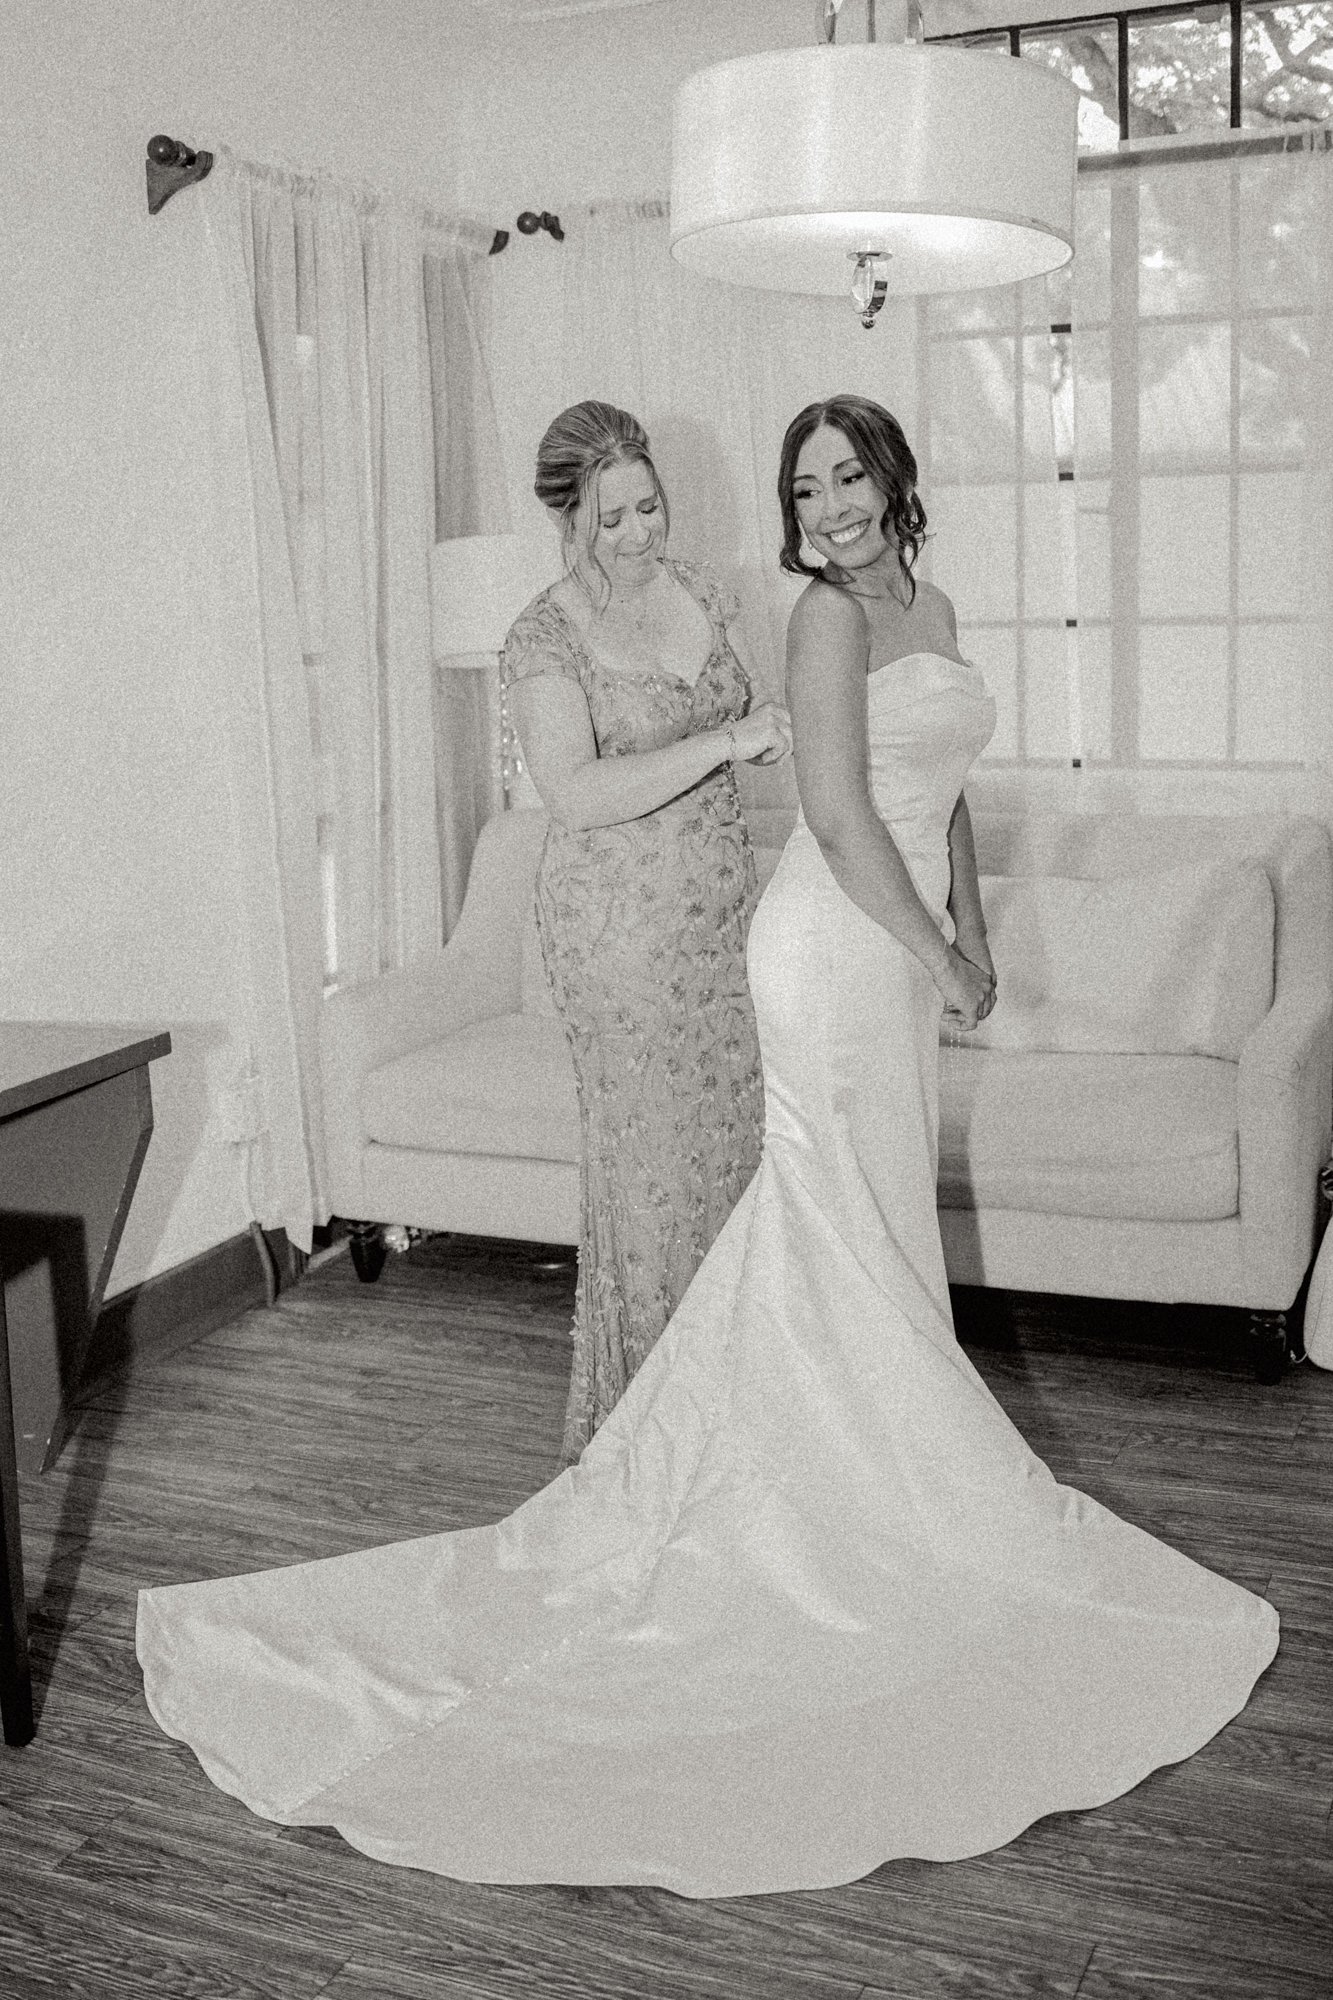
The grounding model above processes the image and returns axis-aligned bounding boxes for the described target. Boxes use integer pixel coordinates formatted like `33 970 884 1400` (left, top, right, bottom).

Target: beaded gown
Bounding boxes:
137 648 1278 1898
501 557 765 1461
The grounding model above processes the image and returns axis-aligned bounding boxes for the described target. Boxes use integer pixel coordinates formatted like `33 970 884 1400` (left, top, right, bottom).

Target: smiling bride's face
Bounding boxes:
791 424 892 576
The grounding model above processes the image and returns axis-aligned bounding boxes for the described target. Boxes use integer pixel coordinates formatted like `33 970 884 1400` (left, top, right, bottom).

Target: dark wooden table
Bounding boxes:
1 1023 170 1746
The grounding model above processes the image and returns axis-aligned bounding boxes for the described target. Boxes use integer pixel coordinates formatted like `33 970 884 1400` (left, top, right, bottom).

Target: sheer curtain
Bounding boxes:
916 277 1068 768
193 148 506 1249
1066 134 1333 814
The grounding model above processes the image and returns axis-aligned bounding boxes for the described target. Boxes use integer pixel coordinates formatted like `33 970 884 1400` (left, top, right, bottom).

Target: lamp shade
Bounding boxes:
670 44 1079 298
430 532 560 658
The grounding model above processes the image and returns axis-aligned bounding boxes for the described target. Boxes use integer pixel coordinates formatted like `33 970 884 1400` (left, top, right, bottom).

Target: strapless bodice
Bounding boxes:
795 651 995 922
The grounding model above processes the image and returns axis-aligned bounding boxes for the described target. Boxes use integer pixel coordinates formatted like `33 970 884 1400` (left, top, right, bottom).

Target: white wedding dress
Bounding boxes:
137 652 1278 1898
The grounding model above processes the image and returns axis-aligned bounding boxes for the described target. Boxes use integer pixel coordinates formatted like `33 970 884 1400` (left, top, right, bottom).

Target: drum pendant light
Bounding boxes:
669 6 1079 323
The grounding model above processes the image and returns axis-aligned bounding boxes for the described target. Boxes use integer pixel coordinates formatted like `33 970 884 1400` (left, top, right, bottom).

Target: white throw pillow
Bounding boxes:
961 862 1274 1059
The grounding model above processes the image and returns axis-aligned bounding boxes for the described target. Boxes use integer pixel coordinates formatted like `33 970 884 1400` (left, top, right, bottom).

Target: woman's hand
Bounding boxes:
729 701 793 766
953 935 997 1023
938 947 996 1034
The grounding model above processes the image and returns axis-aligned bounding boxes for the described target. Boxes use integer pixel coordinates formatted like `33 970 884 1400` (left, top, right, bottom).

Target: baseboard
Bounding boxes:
80 1226 304 1393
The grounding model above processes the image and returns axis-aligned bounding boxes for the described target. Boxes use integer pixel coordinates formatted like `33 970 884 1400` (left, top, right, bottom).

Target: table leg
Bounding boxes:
0 1284 34 1747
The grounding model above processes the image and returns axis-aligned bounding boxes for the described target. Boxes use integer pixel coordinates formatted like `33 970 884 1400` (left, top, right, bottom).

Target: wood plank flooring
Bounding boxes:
2 1236 1330 2000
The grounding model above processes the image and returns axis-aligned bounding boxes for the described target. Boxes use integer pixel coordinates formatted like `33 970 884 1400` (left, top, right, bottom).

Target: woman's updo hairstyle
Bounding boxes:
777 394 927 603
534 400 669 606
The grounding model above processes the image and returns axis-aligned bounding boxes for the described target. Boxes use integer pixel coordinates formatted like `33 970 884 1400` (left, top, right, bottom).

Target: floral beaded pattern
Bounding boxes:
501 560 765 1464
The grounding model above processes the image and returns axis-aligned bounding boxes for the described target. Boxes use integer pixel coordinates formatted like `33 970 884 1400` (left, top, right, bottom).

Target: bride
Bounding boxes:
137 395 1278 1900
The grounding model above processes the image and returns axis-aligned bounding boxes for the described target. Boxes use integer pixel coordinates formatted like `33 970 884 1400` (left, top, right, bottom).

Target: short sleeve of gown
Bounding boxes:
668 558 742 631
500 596 586 694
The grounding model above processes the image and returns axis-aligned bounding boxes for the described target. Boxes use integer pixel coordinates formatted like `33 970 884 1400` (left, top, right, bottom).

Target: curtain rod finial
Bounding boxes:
146 134 214 216
516 210 564 243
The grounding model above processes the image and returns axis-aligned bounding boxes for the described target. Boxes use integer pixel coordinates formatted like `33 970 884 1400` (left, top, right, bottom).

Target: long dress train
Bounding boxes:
137 651 1277 1899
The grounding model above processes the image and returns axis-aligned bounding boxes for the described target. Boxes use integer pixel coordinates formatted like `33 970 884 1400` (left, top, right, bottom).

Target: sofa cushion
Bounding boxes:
938 1048 1238 1222
363 1014 579 1163
962 863 1274 1060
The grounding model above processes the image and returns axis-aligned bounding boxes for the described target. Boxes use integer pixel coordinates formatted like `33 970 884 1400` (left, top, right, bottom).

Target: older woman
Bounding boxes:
500 400 790 1463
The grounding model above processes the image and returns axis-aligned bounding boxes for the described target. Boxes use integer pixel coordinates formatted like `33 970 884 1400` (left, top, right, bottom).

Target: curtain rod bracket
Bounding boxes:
516 210 564 243
490 229 510 255
146 134 214 215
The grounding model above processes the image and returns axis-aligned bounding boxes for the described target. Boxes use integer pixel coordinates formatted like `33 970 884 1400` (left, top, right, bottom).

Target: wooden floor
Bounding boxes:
2 1236 1331 2000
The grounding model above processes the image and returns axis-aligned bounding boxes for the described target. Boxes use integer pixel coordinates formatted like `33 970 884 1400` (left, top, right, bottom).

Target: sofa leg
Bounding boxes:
348 1222 388 1285
1248 1309 1289 1385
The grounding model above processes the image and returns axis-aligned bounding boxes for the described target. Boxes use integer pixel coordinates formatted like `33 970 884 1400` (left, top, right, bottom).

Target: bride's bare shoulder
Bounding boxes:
788 576 866 644
913 575 958 632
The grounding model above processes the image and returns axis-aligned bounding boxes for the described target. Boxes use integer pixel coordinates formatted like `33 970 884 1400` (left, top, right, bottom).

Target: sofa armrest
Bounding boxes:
319 947 514 1216
1237 978 1333 1274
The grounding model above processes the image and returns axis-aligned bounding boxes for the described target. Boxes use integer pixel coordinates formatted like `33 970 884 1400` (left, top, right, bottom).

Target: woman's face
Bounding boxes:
590 457 666 591
791 424 891 574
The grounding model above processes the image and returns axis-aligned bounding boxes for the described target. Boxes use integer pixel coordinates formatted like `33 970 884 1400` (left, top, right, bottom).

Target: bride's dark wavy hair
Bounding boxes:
777 395 927 603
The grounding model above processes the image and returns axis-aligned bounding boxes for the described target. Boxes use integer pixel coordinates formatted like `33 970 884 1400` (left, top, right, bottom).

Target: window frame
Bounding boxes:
927 1 1332 141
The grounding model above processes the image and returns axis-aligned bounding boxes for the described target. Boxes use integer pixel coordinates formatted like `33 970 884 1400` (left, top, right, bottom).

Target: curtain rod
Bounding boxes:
143 135 563 254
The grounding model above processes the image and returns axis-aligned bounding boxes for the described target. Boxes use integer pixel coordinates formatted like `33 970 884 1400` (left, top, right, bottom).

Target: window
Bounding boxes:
941 2 1333 141
922 4 1330 771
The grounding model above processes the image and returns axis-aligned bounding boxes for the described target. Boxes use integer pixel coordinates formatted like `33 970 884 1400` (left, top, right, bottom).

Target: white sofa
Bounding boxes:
320 804 1333 1380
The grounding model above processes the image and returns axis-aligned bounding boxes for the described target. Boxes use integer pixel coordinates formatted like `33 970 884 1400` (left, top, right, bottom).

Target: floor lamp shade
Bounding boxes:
670 45 1079 299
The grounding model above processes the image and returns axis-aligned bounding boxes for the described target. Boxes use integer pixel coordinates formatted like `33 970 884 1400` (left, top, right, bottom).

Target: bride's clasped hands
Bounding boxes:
941 946 996 1034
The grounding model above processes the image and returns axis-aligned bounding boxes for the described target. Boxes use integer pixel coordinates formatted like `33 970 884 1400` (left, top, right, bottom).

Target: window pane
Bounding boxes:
929 338 1021 479
1237 470 1307 613
1048 330 1075 472
1022 625 1075 759
928 485 1018 620
1021 21 1122 150
1140 475 1231 617
1238 153 1326 310
1128 8 1231 136
1235 626 1306 760
1139 322 1232 469
1139 625 1230 760
1075 481 1113 623
1139 163 1234 318
1239 316 1310 463
1023 484 1070 620
1073 327 1113 479
1075 624 1115 759
1242 4 1333 128
974 628 1019 760
1073 177 1113 328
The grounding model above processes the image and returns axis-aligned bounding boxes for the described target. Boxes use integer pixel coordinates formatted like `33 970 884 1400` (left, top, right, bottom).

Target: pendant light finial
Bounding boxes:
849 252 890 330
